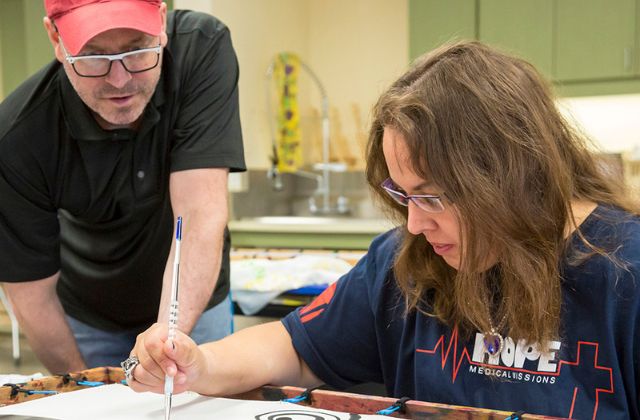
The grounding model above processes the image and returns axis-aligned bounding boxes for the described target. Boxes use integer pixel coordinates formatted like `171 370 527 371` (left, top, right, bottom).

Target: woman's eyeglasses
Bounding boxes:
381 178 446 213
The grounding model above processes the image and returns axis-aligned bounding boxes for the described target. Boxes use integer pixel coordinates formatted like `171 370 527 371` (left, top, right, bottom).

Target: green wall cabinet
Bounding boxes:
409 0 640 96
478 0 553 78
1 0 28 97
409 0 477 61
0 0 53 98
555 0 636 81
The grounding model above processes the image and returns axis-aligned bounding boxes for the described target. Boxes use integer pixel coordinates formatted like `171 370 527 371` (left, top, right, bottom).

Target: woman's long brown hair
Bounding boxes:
366 41 637 348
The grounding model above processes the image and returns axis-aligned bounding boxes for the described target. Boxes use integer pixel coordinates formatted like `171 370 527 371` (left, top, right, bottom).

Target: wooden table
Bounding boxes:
0 367 566 419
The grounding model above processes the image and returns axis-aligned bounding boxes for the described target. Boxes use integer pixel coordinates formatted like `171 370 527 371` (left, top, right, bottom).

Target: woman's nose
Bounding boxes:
406 201 438 235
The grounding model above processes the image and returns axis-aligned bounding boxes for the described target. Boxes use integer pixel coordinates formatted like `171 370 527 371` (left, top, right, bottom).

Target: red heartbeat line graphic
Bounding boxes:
415 327 472 382
416 331 614 419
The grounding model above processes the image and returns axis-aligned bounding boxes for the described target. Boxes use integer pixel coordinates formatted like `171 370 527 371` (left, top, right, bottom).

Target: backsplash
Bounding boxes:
230 170 385 220
230 94 640 221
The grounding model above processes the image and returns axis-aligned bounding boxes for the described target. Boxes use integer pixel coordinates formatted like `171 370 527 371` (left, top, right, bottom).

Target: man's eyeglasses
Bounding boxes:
59 36 161 78
381 178 446 213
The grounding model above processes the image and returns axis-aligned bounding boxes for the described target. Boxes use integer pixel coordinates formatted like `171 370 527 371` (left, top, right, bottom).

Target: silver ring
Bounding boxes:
121 355 140 382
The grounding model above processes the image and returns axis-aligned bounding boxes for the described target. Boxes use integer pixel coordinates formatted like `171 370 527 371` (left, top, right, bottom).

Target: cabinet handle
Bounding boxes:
624 47 633 72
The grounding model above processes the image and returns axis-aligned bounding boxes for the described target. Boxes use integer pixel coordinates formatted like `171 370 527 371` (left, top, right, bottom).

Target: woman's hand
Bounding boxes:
125 322 206 394
125 320 321 397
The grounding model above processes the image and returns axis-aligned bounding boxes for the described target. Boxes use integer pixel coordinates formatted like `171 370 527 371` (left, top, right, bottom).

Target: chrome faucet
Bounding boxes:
266 55 350 215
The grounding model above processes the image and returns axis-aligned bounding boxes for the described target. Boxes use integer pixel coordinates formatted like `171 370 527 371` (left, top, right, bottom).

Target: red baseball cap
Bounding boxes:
45 0 163 55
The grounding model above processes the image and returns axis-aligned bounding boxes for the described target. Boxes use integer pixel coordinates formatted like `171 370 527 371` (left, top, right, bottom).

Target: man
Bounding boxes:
0 0 245 373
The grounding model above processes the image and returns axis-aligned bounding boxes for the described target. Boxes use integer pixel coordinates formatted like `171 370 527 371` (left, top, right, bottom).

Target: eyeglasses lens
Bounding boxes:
74 50 159 77
381 178 444 213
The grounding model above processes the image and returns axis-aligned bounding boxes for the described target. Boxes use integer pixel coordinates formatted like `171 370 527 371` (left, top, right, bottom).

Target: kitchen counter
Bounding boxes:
228 217 395 249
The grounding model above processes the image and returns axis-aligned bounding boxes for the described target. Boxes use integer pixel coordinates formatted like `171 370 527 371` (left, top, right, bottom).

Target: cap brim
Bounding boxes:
55 1 162 56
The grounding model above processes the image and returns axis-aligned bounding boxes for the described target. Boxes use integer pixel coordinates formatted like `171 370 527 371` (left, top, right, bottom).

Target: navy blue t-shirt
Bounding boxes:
282 205 640 419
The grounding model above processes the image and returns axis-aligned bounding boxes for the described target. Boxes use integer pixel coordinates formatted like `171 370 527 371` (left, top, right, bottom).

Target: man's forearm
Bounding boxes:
3 276 86 374
20 304 87 374
161 167 230 334
158 215 226 333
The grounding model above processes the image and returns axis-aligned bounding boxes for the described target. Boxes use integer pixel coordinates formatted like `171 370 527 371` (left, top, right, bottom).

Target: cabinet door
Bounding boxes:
409 0 476 61
478 0 553 78
555 0 636 81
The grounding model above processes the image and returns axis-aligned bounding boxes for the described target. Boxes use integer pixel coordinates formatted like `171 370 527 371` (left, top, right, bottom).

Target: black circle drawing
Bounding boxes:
254 409 342 420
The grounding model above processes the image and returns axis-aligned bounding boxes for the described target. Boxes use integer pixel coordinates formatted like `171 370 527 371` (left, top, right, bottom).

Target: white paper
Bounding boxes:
0 384 390 419
0 372 44 385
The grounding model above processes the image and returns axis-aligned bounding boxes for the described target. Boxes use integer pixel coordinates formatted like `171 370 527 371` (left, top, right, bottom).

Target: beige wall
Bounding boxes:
305 0 408 170
175 0 408 169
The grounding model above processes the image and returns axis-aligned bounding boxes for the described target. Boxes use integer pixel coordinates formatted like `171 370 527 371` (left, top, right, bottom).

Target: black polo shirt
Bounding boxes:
0 10 245 331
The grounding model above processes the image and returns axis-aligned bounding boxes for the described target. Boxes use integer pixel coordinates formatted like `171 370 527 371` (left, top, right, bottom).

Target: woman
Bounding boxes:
127 42 639 419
